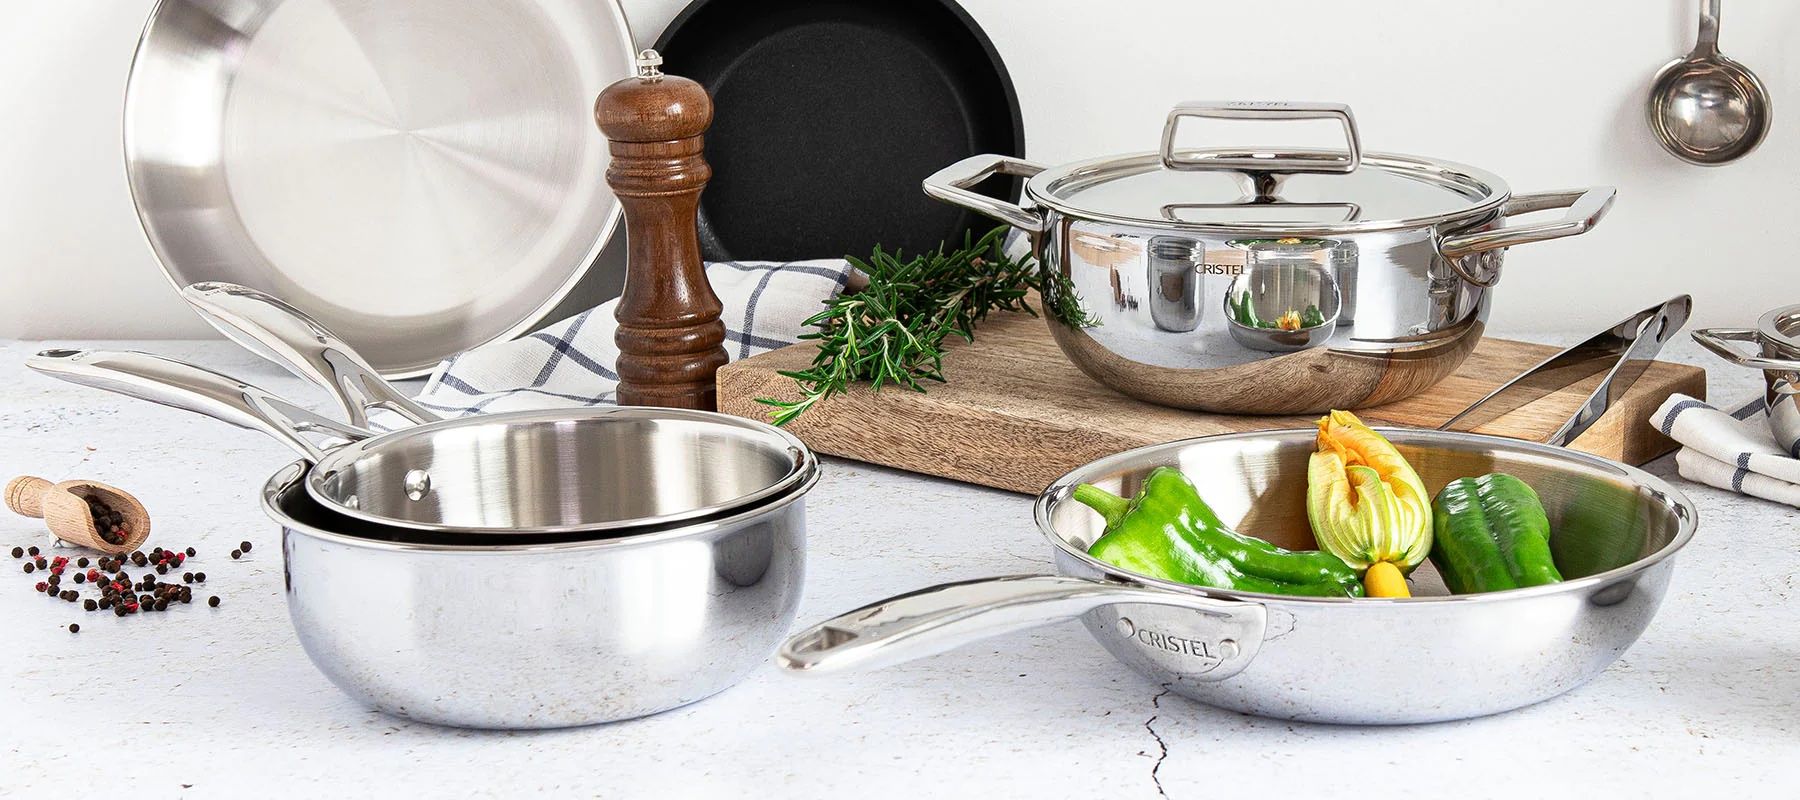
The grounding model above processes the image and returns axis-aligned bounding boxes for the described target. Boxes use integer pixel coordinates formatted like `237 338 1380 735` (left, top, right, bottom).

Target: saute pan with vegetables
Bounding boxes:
780 425 1697 725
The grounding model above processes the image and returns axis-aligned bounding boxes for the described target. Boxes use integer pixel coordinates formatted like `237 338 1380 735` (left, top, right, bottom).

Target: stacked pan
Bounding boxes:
29 283 820 730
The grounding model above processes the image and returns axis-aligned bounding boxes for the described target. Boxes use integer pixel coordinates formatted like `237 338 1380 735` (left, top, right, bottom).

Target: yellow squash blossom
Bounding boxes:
1306 410 1432 597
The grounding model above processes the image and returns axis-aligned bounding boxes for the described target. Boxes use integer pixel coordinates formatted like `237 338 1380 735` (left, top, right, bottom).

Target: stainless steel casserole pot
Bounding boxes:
26 348 813 728
780 429 1696 725
924 102 1616 413
1694 304 1800 457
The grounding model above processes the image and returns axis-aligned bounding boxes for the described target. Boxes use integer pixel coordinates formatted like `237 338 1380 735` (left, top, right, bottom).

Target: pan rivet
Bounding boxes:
1218 638 1239 659
403 469 432 501
1115 617 1136 637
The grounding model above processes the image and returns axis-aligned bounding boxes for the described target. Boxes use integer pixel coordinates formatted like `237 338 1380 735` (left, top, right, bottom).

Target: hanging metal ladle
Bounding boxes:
1647 0 1771 165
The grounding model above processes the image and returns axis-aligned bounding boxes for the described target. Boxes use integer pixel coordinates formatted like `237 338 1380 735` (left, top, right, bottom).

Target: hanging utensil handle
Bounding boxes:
1693 327 1800 371
777 574 1266 680
1160 101 1361 175
182 282 441 428
25 349 371 463
1696 0 1721 56
921 155 1049 232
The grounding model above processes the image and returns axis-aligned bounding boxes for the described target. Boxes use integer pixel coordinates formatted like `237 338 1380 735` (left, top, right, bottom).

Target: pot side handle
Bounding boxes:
182 282 441 429
1694 327 1800 372
777 574 1265 678
25 349 371 463
921 155 1049 233
1438 186 1617 259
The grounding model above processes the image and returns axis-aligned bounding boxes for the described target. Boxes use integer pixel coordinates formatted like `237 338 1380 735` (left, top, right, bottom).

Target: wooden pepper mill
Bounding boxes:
595 49 728 410
5 475 151 554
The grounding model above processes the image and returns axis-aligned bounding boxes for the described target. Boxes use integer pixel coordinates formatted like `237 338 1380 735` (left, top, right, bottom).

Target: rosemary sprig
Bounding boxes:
757 226 1096 426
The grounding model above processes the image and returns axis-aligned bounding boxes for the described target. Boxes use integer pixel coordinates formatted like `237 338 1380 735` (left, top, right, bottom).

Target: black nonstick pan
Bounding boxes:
654 0 1025 261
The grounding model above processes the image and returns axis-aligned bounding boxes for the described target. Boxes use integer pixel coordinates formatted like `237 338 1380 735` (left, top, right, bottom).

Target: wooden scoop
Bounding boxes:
5 476 151 554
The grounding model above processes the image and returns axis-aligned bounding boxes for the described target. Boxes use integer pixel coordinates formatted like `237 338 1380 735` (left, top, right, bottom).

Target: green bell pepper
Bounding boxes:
1073 467 1363 597
1428 473 1563 594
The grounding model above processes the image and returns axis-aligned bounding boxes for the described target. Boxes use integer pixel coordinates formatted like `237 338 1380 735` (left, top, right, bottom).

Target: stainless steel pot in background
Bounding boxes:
781 430 1697 725
924 101 1615 414
1694 304 1800 456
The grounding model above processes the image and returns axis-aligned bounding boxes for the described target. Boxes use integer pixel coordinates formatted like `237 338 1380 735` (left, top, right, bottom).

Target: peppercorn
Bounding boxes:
23 563 34 574
139 594 152 605
9 547 20 559
27 546 39 556
207 596 220 608
68 624 79 633
76 557 88 567
230 550 241 560
240 541 252 553
154 599 169 612
73 573 85 584
194 573 206 583
46 575 59 587
185 547 196 557
33 557 46 568
182 573 193 583
156 565 167 575
83 599 97 611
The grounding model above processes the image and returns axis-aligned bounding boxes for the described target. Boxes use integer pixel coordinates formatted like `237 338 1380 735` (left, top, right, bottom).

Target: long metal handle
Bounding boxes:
1438 187 1617 260
921 155 1048 232
1160 101 1361 174
777 574 1266 679
182 282 441 428
1694 327 1800 371
1440 296 1692 444
26 349 372 462
1696 0 1721 56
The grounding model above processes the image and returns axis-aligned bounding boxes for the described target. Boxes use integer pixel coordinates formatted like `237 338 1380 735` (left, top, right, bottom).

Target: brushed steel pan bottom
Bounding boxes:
124 0 636 377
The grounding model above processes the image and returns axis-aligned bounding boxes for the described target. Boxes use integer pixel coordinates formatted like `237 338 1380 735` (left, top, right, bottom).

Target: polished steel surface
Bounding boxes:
1694 304 1800 457
780 429 1698 725
124 0 636 377
268 461 810 728
1648 0 1771 166
27 348 817 537
922 102 1615 414
1442 295 1692 445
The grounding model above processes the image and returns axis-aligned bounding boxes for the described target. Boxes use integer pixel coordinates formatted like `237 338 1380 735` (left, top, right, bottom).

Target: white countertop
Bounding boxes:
2 335 1797 799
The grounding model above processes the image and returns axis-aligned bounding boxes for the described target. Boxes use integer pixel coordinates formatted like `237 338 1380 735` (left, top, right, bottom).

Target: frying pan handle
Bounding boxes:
25 349 371 463
1693 327 1800 372
922 155 1048 233
182 282 442 428
777 574 1266 680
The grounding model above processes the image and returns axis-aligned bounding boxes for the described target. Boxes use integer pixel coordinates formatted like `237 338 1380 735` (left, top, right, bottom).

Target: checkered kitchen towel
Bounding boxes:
401 260 851 417
1650 394 1800 507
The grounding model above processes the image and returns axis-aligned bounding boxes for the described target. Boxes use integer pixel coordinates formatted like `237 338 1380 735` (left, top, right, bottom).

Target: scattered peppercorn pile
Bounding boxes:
83 495 131 547
12 542 231 633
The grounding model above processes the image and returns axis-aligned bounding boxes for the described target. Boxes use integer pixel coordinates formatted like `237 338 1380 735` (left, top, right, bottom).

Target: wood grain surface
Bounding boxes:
718 310 1706 494
596 64 727 410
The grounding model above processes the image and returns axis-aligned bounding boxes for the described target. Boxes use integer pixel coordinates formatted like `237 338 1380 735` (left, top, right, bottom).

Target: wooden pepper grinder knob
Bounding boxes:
595 49 728 410
5 475 151 554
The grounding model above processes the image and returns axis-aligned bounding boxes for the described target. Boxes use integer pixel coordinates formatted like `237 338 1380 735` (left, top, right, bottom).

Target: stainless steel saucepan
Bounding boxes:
28 348 813 728
1694 304 1800 457
79 281 814 537
924 101 1616 414
780 430 1697 724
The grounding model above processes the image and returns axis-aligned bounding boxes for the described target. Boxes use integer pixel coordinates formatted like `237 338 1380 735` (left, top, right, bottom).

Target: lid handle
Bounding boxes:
1160 102 1362 187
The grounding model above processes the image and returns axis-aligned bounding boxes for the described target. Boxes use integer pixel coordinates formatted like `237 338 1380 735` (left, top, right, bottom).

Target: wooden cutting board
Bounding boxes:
717 311 1706 494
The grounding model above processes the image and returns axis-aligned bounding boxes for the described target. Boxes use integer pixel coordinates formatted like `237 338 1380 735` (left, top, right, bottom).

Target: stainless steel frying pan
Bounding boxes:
780 430 1698 724
125 0 637 377
31 282 815 536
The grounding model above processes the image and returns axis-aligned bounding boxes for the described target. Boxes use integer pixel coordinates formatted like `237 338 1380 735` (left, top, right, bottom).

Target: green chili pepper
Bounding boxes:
1428 473 1563 594
1073 467 1362 597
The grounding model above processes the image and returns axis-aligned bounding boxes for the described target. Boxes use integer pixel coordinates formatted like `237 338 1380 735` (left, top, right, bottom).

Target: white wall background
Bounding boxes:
2 0 1796 339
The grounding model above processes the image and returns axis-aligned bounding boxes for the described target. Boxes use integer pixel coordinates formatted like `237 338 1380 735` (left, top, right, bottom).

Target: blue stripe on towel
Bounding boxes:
1659 399 1709 435
1732 452 1752 493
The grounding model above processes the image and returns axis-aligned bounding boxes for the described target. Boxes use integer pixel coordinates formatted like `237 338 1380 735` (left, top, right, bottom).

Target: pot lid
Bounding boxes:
1026 102 1511 234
